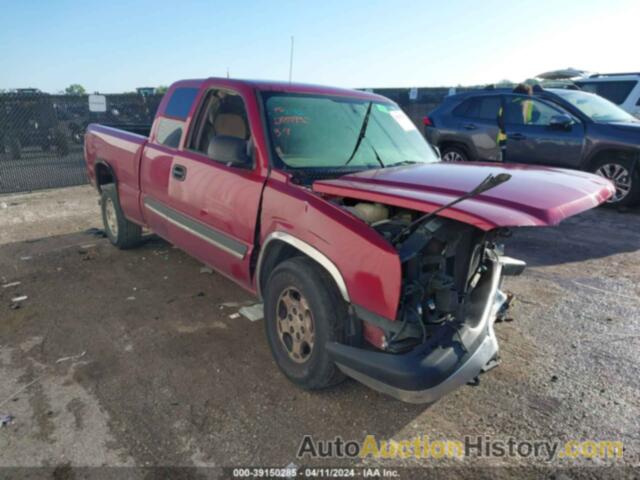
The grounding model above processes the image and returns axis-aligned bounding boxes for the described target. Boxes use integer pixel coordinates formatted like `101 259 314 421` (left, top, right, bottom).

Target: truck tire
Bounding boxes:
592 157 640 207
264 257 349 390
100 184 143 249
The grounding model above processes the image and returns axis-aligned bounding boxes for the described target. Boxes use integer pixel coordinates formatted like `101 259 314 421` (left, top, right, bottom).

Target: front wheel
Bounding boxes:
593 157 640 207
264 257 349 390
100 184 143 249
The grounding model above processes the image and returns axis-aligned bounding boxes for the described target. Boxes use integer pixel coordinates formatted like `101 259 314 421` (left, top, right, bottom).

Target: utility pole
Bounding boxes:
289 36 294 83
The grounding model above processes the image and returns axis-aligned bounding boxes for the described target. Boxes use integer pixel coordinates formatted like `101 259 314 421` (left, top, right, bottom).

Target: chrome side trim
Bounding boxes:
256 231 350 302
144 198 246 260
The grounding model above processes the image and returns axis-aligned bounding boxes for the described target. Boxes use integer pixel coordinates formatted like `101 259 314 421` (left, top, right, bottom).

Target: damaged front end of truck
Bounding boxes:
329 213 522 403
312 163 614 403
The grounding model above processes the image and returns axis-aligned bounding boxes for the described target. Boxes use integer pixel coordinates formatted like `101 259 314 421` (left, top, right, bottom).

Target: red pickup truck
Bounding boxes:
84 78 613 403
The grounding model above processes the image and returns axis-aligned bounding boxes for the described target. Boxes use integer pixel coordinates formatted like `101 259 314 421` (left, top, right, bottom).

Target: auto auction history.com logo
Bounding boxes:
297 435 624 462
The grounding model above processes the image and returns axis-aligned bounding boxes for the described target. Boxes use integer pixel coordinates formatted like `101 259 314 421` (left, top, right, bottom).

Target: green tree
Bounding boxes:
65 84 86 95
156 85 169 94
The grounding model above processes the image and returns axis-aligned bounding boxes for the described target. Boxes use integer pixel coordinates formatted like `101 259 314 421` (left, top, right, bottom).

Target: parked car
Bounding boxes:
424 87 640 206
575 73 640 119
84 78 612 403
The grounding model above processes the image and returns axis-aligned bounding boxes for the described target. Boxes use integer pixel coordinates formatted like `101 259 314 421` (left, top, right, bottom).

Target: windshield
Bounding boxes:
554 90 638 123
263 93 439 170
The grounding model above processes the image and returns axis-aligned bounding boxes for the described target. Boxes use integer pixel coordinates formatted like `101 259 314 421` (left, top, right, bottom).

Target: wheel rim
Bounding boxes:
442 150 464 162
596 163 632 203
105 198 118 237
276 287 315 363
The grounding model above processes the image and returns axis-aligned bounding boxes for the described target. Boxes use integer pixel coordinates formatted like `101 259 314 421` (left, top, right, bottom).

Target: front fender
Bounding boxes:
258 174 402 347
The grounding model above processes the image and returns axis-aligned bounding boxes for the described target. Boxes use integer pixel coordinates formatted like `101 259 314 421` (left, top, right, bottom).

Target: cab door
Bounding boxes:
503 95 584 168
165 88 266 288
452 95 502 161
141 85 266 290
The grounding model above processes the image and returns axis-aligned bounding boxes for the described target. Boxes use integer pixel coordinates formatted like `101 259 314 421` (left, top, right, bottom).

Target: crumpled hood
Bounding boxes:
312 162 614 231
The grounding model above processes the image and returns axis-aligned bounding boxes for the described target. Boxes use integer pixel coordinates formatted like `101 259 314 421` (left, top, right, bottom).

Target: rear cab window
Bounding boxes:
155 87 199 148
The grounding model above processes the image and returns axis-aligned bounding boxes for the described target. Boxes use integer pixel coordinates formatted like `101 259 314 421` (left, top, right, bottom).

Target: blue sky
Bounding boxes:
1 0 638 93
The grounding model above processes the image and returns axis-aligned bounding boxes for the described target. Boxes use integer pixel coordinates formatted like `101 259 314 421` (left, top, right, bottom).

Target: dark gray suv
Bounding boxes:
424 87 640 207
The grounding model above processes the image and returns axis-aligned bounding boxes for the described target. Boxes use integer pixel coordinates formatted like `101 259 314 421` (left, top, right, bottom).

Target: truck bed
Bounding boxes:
84 123 148 225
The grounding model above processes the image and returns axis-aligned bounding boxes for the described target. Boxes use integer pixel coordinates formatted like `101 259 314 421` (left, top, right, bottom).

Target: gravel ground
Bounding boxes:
0 186 638 479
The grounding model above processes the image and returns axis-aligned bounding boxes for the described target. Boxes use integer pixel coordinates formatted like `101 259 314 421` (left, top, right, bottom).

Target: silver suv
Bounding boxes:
575 73 640 119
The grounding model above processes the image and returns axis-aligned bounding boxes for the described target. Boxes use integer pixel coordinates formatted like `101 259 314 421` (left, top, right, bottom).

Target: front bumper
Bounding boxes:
327 254 518 404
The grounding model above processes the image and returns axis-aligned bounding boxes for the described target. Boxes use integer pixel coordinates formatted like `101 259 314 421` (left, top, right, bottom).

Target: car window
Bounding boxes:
164 87 199 118
189 89 251 157
576 80 637 105
503 97 563 126
263 94 438 169
454 96 500 120
552 89 637 123
156 118 183 148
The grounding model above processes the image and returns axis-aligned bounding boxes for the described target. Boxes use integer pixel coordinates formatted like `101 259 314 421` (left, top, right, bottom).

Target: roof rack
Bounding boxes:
588 72 640 78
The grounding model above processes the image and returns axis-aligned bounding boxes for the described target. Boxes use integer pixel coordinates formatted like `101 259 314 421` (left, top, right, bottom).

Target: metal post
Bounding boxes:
289 36 294 83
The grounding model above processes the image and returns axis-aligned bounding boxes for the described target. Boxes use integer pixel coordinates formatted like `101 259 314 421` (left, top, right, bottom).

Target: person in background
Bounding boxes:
496 83 534 162
513 83 534 124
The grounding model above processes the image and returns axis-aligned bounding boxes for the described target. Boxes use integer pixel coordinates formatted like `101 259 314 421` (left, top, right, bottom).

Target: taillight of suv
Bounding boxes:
422 116 434 127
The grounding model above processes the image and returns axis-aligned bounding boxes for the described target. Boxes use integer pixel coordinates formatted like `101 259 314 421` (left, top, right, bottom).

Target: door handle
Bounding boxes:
463 123 477 130
172 164 187 181
509 133 527 140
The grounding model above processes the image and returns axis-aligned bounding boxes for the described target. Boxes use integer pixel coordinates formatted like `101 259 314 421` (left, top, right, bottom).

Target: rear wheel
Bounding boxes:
100 184 143 249
441 146 468 162
264 257 349 390
592 157 640 207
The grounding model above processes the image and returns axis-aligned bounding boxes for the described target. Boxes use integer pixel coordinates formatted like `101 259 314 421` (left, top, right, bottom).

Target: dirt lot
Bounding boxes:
0 186 638 478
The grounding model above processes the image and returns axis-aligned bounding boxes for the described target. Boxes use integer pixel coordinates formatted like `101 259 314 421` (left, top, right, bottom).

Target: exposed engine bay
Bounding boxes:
336 198 511 353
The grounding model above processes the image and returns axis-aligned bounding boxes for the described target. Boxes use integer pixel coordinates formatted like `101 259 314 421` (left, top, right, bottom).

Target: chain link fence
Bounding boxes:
0 92 163 194
0 87 473 195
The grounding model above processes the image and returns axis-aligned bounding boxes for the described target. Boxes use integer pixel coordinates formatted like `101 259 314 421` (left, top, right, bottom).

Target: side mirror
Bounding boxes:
207 135 252 167
549 114 573 130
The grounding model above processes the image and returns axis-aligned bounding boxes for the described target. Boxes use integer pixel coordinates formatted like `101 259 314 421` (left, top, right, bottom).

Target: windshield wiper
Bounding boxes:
370 145 385 168
344 101 373 166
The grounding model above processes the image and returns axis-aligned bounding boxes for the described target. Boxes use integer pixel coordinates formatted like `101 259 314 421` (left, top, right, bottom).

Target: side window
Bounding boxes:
452 99 472 117
504 97 563 126
156 118 183 148
155 87 198 148
455 96 501 120
165 88 199 118
189 89 251 158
